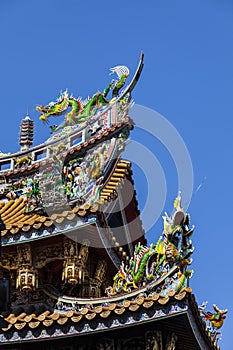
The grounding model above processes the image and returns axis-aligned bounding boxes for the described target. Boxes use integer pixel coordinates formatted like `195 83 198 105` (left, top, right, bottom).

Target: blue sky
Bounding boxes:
1 0 233 348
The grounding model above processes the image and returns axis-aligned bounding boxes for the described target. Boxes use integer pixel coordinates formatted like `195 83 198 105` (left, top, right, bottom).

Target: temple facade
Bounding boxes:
0 53 227 349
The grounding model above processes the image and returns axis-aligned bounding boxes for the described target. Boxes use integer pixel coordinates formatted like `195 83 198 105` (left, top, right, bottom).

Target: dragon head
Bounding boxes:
36 91 69 123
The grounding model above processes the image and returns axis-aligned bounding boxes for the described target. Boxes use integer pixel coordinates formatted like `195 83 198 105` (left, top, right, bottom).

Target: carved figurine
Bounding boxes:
165 333 178 350
146 331 162 350
13 155 32 168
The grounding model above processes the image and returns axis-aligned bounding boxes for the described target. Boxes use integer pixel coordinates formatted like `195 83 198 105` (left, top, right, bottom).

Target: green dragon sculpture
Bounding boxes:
36 66 129 133
107 194 194 296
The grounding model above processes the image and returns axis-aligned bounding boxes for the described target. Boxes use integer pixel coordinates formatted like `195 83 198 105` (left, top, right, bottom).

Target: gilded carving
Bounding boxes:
145 331 163 350
0 252 18 270
17 244 31 265
165 333 178 350
62 238 90 286
35 245 63 268
13 155 32 168
94 260 107 283
78 242 89 265
64 238 78 258
16 266 38 292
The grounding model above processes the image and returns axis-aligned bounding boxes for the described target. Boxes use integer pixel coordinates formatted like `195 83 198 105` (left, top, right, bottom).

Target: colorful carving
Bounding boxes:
0 183 10 197
62 140 113 204
20 136 125 211
107 195 194 295
24 178 43 212
0 174 44 213
37 65 129 133
37 142 68 208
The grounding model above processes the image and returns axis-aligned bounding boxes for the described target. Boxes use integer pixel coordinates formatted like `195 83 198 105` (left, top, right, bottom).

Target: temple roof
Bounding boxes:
1 287 193 331
0 287 219 350
0 193 223 348
0 53 227 348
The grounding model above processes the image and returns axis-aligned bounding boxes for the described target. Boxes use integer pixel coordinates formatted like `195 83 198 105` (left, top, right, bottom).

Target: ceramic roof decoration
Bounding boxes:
200 303 228 344
0 53 227 349
106 194 194 297
36 62 131 134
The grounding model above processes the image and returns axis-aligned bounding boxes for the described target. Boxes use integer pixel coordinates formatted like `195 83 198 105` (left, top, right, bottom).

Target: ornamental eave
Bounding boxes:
0 290 218 349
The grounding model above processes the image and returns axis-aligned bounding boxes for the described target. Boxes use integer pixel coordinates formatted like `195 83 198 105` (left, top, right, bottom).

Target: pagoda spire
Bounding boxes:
19 113 34 151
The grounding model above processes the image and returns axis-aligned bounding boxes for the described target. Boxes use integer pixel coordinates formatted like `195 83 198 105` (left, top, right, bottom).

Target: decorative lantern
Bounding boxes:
16 266 38 292
62 260 82 285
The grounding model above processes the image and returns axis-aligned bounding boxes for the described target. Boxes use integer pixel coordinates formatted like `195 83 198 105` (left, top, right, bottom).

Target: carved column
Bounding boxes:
144 331 178 350
92 259 107 297
63 238 79 284
78 240 89 266
62 238 89 285
94 260 107 282
165 333 178 350
145 331 163 350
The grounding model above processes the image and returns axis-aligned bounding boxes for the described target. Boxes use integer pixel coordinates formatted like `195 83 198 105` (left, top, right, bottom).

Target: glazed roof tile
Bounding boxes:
0 287 220 349
0 201 98 237
1 287 192 332
99 159 131 203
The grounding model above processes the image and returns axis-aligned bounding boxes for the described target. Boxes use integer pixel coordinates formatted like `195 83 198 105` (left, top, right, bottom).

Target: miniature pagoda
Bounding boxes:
0 53 227 349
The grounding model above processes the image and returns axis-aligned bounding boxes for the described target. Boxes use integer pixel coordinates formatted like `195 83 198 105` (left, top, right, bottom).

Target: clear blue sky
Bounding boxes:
1 1 232 348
